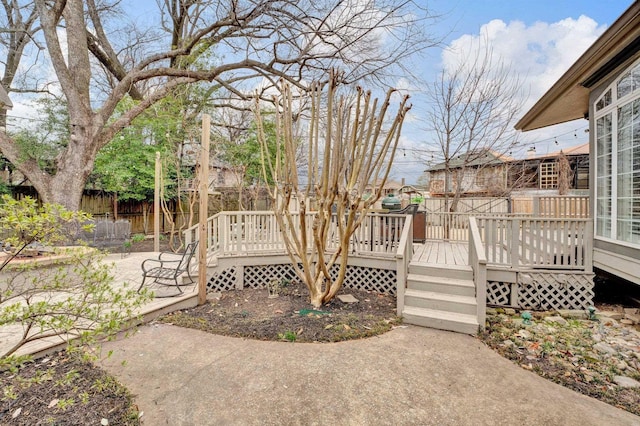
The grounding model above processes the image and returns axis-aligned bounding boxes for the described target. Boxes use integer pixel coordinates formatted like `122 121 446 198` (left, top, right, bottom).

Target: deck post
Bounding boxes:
235 265 244 290
198 114 211 306
154 152 161 252
584 219 594 272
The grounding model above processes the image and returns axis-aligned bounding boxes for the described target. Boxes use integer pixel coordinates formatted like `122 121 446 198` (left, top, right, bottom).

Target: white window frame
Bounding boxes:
539 162 558 189
593 58 640 248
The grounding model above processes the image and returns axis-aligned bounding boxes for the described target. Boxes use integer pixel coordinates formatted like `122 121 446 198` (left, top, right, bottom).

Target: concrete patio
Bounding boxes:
100 323 640 426
0 252 198 359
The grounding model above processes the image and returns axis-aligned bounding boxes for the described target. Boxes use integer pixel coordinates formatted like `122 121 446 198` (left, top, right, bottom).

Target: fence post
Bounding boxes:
533 197 540 216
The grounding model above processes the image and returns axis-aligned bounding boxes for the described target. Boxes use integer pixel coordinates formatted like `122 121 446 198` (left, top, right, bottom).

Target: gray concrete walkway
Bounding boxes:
100 323 640 426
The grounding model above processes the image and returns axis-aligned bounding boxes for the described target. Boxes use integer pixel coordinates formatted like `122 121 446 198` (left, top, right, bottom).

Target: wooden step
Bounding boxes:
407 274 475 297
409 262 472 280
402 306 479 335
404 289 477 315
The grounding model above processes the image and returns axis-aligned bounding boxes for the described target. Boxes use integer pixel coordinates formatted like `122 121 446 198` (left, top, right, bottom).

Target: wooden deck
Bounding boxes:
413 241 469 266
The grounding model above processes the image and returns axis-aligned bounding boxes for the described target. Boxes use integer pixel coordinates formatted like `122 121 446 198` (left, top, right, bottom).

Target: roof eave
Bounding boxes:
516 2 640 132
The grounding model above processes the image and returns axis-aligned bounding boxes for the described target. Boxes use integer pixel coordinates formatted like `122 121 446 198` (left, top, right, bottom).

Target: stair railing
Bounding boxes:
468 216 487 330
395 214 414 316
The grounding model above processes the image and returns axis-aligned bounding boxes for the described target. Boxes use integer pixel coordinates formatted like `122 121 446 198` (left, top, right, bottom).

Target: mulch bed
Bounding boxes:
0 351 139 425
160 282 401 342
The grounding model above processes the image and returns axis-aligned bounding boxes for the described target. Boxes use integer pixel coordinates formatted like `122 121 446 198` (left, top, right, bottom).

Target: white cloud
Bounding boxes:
442 15 606 112
434 15 606 158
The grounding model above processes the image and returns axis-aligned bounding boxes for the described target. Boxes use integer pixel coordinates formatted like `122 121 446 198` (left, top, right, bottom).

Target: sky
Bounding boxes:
393 0 635 183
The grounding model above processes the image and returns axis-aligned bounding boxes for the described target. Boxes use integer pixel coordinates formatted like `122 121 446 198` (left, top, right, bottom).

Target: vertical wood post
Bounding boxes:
113 193 118 220
154 152 160 252
198 115 211 305
511 218 520 269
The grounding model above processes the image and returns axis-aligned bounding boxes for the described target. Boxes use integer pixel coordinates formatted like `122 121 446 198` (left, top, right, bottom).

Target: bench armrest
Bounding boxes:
141 258 181 273
158 251 184 261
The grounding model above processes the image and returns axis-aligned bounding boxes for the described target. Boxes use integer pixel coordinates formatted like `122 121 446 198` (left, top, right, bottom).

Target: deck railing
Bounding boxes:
422 212 526 242
468 217 487 328
395 215 413 316
475 216 593 271
184 210 408 258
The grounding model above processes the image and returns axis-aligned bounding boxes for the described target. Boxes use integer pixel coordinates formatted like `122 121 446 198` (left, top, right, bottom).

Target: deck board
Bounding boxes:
414 241 469 266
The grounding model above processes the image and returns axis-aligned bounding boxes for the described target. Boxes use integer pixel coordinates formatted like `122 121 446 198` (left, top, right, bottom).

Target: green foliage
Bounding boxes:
0 197 152 363
0 183 9 195
131 234 146 243
10 97 69 173
278 330 297 342
219 120 281 186
90 95 197 202
0 195 91 252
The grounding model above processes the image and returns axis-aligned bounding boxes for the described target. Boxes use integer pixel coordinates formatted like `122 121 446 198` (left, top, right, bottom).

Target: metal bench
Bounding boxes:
138 241 198 297
68 219 132 257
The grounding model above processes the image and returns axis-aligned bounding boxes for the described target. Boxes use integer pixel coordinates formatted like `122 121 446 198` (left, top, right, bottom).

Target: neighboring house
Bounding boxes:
507 143 590 192
185 160 242 192
515 2 640 286
365 179 405 196
425 144 589 198
426 150 513 196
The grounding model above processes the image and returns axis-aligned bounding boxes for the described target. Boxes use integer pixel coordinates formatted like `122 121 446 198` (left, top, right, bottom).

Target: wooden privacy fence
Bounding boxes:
422 197 509 214
511 195 589 217
184 211 408 257
475 216 593 271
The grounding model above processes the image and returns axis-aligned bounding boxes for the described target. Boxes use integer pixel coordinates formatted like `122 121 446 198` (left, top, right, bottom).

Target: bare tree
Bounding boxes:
425 44 523 212
557 151 572 195
0 0 436 210
255 75 410 307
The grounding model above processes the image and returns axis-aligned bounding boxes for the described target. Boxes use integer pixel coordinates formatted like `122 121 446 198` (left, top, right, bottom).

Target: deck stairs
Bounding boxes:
402 262 479 334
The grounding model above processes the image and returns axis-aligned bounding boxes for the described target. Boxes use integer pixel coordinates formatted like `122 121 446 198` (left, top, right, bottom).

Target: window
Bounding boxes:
596 88 611 111
539 162 558 189
594 59 640 246
575 166 589 189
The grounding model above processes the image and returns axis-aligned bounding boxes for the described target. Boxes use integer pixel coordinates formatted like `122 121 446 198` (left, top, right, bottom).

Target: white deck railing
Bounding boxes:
395 215 413 316
422 212 527 242
184 210 409 258
475 216 593 271
468 217 487 328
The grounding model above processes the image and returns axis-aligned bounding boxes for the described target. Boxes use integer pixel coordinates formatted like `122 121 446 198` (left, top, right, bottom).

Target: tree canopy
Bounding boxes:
0 0 436 210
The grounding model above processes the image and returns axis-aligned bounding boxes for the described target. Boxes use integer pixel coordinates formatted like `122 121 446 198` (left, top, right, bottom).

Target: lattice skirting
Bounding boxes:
486 281 511 306
207 262 397 295
243 264 299 289
207 266 237 292
486 272 594 310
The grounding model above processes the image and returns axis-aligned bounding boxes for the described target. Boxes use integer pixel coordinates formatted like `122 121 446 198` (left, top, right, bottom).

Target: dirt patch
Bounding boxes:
160 282 401 342
127 237 171 253
0 351 139 425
